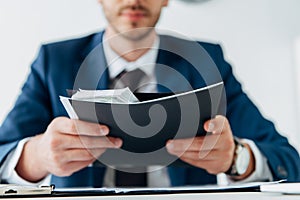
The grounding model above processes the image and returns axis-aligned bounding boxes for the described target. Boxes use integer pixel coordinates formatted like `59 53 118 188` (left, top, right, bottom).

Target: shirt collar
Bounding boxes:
102 33 160 79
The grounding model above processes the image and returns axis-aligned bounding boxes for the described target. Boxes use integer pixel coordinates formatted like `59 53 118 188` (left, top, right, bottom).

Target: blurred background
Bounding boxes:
0 0 299 152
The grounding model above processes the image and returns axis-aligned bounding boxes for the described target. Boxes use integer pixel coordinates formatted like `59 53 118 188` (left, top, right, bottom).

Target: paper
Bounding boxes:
54 181 281 195
71 87 139 104
0 184 53 196
260 182 300 195
60 87 139 120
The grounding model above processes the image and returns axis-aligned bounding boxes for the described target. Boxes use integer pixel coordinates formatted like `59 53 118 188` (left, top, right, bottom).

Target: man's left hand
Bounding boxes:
166 115 235 175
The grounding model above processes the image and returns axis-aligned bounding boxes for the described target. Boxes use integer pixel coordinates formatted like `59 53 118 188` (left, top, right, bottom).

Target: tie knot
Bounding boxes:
110 68 147 92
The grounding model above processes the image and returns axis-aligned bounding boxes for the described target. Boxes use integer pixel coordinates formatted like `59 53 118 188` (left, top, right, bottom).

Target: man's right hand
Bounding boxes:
15 117 122 182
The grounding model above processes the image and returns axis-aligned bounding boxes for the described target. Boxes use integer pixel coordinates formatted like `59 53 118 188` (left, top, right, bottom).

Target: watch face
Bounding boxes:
236 146 250 175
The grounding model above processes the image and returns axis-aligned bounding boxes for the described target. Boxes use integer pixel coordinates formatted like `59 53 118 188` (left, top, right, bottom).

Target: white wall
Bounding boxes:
0 0 300 151
295 37 300 120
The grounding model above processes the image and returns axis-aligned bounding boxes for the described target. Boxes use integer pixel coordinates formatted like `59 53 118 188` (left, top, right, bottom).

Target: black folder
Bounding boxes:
66 82 225 167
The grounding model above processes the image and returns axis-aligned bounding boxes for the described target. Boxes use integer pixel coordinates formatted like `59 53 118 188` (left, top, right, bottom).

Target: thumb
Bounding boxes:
204 115 229 134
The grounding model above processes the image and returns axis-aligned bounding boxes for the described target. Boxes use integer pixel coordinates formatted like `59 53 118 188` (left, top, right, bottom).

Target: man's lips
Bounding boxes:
120 10 147 21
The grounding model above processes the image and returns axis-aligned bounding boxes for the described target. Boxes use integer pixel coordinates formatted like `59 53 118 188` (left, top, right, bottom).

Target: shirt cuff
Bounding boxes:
0 137 51 186
225 139 273 184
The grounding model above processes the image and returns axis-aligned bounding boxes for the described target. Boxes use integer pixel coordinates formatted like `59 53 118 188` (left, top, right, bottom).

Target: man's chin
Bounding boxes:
117 26 155 41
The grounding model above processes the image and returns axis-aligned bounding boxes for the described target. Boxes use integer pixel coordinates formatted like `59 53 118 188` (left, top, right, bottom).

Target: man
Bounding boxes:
0 0 299 187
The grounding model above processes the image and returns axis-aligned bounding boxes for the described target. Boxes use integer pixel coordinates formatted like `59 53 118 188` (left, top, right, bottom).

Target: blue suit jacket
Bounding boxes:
0 32 299 187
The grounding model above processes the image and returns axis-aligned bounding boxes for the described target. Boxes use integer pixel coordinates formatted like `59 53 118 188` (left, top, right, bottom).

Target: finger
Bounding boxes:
65 160 97 176
179 157 230 174
65 135 123 149
179 157 216 171
166 135 223 152
204 115 229 135
72 119 109 136
166 138 200 152
63 148 107 162
168 149 220 161
52 159 96 177
50 117 109 136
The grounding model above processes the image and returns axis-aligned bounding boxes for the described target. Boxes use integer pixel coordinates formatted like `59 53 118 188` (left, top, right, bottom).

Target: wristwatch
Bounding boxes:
225 137 251 176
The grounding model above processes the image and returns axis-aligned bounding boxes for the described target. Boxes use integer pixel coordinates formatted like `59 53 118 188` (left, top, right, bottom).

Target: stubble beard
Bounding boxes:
110 22 156 42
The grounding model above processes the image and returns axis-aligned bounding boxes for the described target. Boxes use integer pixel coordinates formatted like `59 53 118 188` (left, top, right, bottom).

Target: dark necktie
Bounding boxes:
110 68 147 92
110 68 148 187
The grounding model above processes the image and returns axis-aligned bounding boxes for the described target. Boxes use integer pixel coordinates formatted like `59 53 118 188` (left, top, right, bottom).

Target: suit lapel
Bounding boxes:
155 34 223 93
74 31 109 90
155 35 195 93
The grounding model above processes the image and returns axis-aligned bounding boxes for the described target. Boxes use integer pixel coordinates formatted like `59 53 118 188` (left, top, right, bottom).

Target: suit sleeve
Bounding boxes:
214 44 300 181
0 46 52 171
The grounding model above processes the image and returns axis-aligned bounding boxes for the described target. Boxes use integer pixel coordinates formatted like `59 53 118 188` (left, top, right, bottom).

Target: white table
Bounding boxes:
0 192 298 200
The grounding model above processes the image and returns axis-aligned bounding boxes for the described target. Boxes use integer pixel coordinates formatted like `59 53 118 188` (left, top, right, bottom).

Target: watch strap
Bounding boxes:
225 137 244 176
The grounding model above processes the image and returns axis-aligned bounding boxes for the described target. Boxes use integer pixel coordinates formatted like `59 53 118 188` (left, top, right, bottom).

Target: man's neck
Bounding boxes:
105 27 157 62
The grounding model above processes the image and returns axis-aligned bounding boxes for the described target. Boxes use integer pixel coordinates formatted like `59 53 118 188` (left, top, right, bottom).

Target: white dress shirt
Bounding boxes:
0 33 273 186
